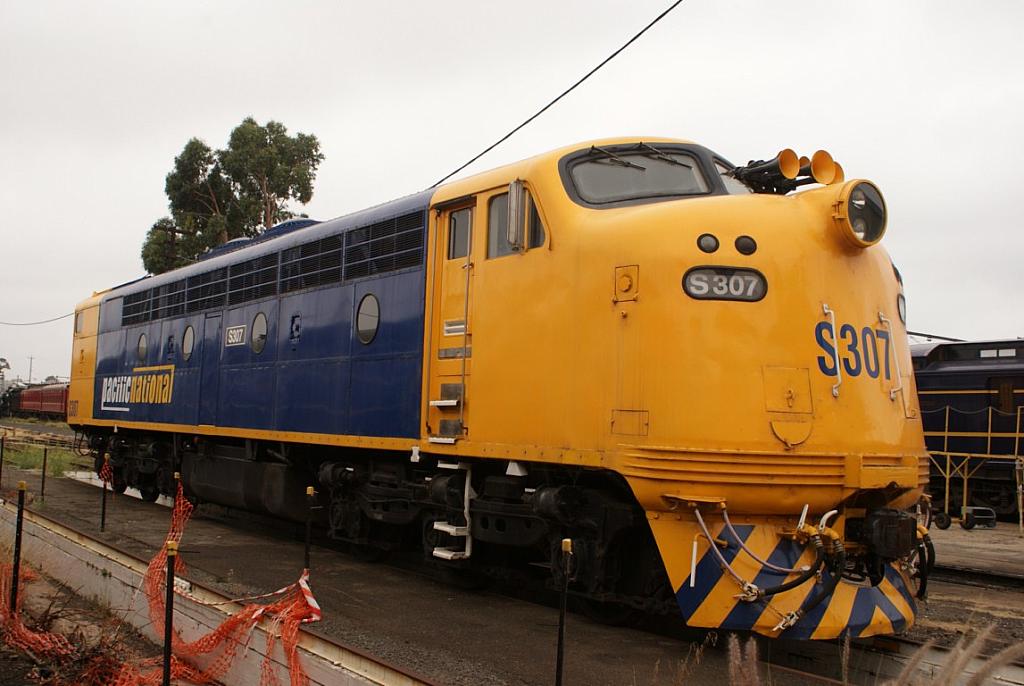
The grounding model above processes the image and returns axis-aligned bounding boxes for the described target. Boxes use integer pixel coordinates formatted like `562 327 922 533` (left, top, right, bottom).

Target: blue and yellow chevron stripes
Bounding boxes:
648 516 916 639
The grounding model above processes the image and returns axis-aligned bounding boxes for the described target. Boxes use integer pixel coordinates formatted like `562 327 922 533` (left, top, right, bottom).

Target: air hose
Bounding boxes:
800 538 846 616
915 529 935 599
774 537 846 631
758 534 826 598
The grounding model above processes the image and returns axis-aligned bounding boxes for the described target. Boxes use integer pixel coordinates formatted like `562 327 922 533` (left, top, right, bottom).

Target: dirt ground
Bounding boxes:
0 643 37 686
929 519 1024 578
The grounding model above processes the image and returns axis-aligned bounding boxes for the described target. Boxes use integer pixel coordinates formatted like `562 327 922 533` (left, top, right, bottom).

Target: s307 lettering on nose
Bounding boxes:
815 322 892 380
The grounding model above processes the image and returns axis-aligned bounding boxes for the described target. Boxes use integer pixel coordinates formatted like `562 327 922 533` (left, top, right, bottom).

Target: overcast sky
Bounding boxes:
1 0 1022 382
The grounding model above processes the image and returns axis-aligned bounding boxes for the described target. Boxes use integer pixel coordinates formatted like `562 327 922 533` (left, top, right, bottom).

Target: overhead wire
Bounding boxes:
430 0 687 188
0 313 74 326
5 4 688 328
907 331 963 342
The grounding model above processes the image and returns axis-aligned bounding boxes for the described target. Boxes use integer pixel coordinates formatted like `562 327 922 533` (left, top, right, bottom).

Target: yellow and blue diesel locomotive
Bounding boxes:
68 137 929 639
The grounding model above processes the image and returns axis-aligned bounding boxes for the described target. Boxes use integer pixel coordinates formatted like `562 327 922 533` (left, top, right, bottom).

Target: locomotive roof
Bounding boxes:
101 188 434 303
99 135 702 305
913 338 1024 374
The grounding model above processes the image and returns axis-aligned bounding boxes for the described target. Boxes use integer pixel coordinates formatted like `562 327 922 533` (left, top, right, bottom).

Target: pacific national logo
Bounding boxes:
100 364 175 413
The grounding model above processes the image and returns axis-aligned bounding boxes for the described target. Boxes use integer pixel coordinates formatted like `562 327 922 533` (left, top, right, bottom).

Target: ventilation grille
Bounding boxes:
152 280 186 320
186 268 227 313
121 289 152 326
344 211 425 280
229 253 279 305
117 210 425 327
280 234 343 294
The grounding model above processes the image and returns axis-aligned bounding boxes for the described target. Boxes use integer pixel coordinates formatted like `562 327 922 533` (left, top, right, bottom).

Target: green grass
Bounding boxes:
1 445 75 477
7 416 68 429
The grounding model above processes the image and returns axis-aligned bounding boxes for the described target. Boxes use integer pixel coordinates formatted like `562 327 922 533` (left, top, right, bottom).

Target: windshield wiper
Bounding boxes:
636 142 693 169
590 145 646 171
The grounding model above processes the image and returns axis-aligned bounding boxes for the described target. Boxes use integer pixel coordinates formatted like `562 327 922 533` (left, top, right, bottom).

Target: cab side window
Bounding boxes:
527 194 545 249
487 190 546 258
448 207 471 259
488 194 513 258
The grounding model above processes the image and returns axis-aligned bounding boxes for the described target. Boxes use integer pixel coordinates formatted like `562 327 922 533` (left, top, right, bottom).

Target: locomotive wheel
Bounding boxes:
933 511 951 530
960 512 976 530
139 485 160 503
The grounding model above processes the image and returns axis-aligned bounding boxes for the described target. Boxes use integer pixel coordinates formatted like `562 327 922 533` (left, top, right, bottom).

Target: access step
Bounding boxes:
433 522 469 536
429 399 460 408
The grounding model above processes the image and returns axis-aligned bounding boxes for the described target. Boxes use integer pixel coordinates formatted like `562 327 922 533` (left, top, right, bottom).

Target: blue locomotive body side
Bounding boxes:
92 190 433 439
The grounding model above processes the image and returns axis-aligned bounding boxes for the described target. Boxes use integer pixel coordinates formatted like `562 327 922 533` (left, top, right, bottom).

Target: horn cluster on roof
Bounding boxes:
730 149 845 195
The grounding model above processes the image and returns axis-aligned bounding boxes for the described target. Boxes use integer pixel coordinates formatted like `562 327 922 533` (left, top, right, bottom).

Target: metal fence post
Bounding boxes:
100 455 110 532
163 540 178 686
9 482 26 614
40 448 48 502
0 434 5 490
556 537 573 686
305 486 316 571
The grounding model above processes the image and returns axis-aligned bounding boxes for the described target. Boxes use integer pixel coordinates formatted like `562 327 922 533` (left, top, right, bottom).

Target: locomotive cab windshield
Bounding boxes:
559 142 726 207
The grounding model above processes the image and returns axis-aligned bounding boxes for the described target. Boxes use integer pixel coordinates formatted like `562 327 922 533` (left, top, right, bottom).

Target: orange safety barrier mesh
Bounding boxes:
0 562 77 663
108 481 321 686
99 458 113 485
1 480 322 686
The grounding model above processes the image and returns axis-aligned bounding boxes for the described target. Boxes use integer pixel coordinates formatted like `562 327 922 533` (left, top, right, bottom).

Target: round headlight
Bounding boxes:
834 180 887 248
897 293 906 324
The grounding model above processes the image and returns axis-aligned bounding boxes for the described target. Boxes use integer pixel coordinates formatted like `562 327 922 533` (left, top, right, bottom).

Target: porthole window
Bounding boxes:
356 294 380 344
251 312 268 354
137 333 148 362
182 325 195 361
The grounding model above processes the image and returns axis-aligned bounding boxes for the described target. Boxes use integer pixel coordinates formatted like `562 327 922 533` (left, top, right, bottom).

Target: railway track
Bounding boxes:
930 564 1024 591
0 423 76 449
0 425 92 475
768 633 1024 685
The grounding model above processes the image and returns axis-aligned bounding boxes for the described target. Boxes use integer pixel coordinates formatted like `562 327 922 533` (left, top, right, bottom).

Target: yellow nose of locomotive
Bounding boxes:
576 150 926 639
